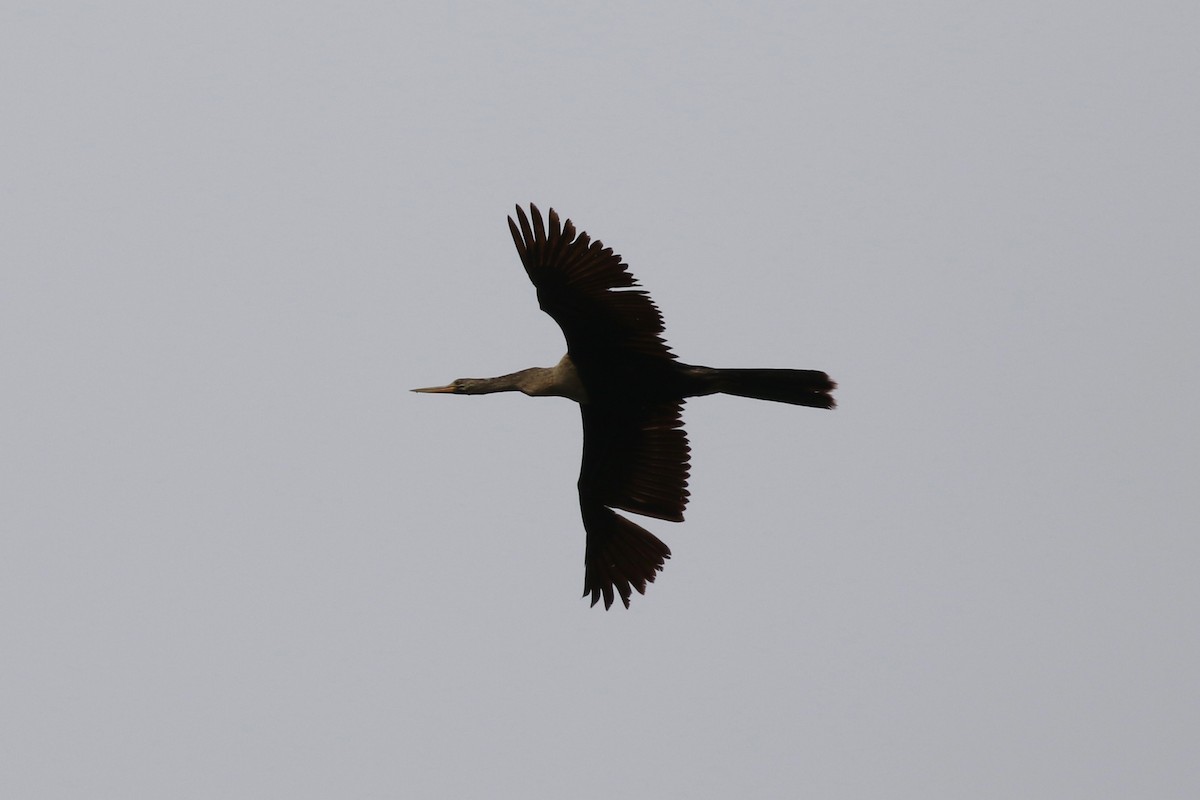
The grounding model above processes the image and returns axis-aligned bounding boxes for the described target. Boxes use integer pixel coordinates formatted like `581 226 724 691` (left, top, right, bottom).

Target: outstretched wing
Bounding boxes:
507 204 689 609
507 204 675 367
575 400 690 609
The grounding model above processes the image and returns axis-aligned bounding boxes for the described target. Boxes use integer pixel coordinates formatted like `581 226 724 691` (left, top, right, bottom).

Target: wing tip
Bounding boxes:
581 505 672 610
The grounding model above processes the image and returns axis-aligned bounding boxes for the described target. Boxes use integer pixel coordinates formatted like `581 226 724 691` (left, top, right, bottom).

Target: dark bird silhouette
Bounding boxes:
414 204 835 609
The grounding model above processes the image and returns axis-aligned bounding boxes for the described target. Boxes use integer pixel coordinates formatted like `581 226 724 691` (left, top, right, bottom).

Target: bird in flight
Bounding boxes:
414 204 835 609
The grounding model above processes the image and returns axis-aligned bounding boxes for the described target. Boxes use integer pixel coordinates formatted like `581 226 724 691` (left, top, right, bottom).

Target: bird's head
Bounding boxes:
412 367 544 396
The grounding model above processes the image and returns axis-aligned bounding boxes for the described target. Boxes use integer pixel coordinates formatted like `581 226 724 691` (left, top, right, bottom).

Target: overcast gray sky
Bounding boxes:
3 2 1197 798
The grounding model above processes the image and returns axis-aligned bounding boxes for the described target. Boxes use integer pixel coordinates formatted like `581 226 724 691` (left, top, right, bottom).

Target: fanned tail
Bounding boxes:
581 505 671 609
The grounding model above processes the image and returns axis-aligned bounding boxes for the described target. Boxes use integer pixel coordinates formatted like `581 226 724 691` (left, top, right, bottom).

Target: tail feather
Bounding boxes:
712 368 837 408
581 504 671 609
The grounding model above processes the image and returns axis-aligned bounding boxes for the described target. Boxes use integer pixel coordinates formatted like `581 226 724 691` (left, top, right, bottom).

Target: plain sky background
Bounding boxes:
3 2 1197 798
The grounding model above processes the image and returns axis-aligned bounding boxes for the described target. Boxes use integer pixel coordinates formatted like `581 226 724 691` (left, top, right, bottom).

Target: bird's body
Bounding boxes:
415 205 835 609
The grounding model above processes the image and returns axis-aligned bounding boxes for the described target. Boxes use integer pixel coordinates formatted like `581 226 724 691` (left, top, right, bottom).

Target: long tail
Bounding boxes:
705 367 837 409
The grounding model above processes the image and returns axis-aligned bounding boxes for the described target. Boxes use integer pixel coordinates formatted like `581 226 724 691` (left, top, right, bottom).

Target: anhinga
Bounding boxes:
414 205 835 609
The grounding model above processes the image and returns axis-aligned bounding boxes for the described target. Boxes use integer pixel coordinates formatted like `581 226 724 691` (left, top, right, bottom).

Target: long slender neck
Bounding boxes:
465 354 588 402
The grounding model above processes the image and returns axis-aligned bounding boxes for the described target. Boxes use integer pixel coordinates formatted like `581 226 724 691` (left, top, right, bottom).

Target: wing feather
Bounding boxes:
580 504 671 609
508 204 674 364
579 401 690 522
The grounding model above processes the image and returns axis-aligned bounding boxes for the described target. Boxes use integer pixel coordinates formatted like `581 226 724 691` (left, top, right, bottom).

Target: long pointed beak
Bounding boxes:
411 383 457 393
